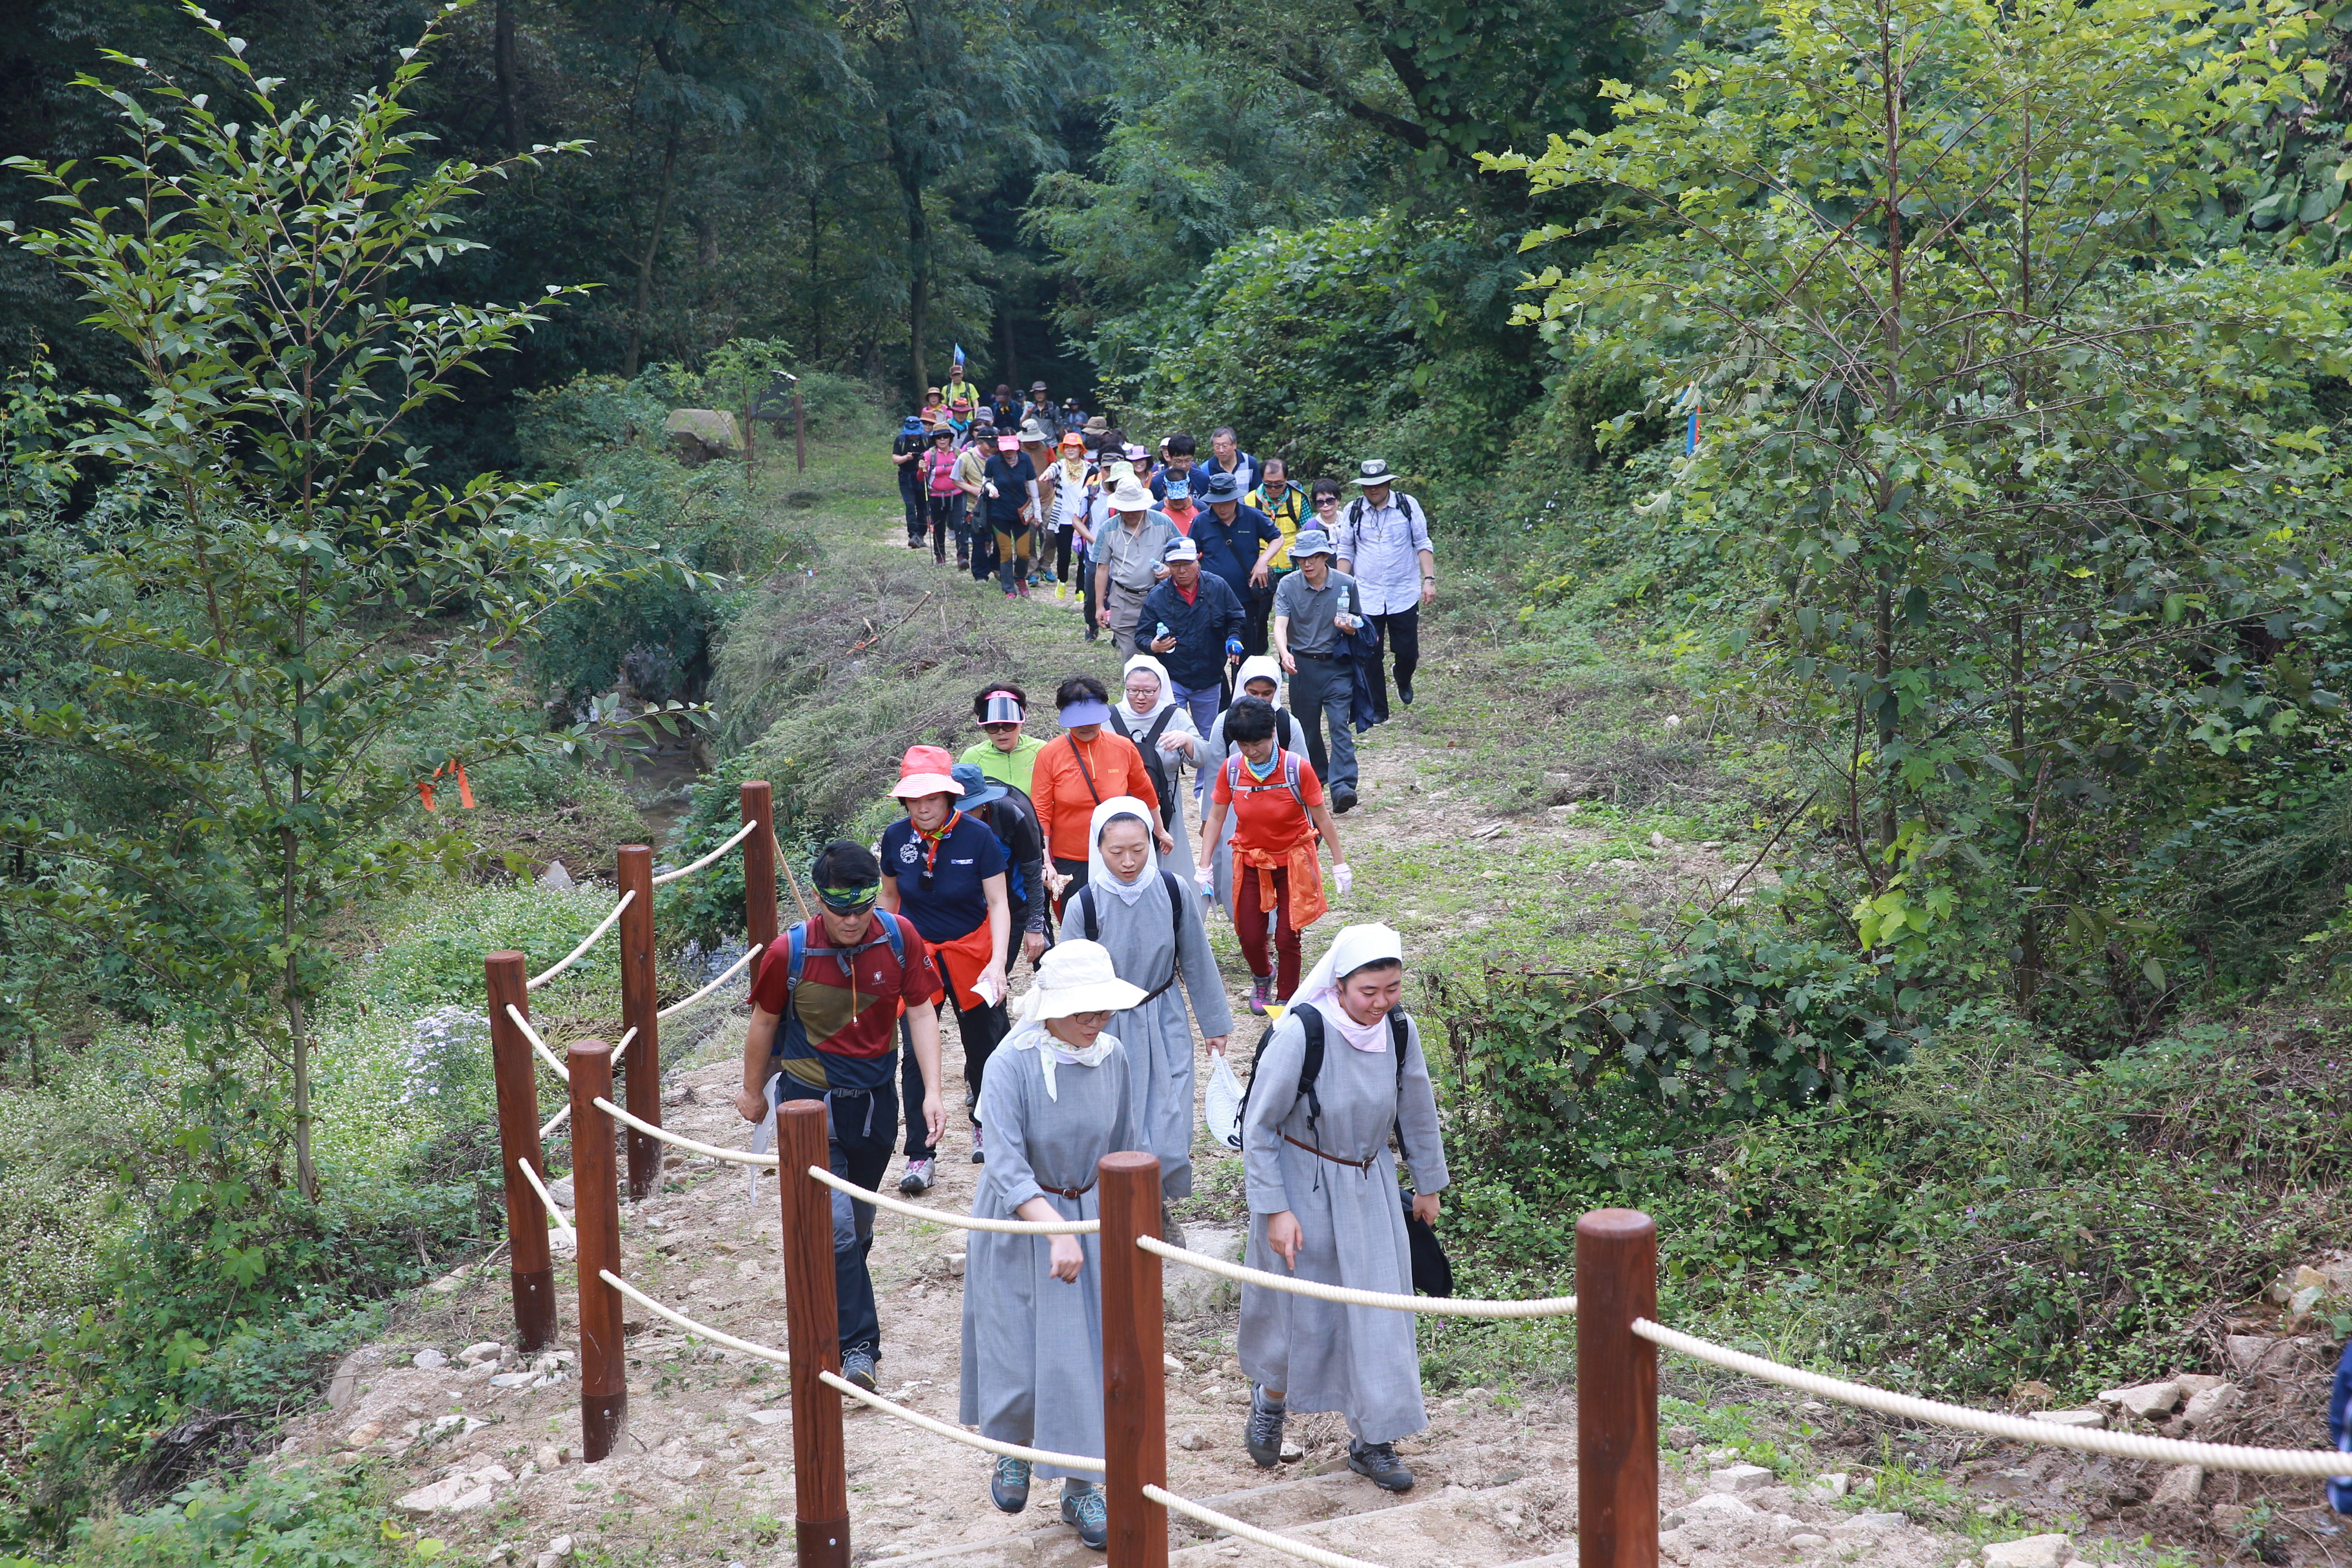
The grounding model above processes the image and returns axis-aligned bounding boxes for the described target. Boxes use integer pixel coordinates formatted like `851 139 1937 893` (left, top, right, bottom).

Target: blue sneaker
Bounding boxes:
839 1348 877 1393
991 1456 1031 1513
1062 1482 1107 1549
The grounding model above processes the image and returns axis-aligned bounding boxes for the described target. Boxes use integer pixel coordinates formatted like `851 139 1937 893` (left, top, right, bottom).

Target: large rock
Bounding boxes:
2181 1382 2242 1427
2027 1408 2106 1429
1708 1463 1774 1493
663 409 743 463
2151 1465 2204 1506
1162 1226 1241 1318
1982 1534 2072 1568
2096 1379 2181 1419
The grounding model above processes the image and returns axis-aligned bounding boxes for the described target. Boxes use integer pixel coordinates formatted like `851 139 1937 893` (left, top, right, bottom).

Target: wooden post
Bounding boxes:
1100 1152 1167 1568
780 1101 848 1568
486 952 555 1352
1576 1208 1658 1568
616 845 662 1203
742 781 779 985
794 382 807 472
570 1041 627 1462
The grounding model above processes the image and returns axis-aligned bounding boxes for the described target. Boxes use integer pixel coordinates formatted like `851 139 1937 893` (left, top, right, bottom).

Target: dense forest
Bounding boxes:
10 0 2352 1559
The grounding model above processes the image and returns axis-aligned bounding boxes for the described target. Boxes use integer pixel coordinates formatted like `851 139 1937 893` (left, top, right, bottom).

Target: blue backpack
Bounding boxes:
769 912 913 1061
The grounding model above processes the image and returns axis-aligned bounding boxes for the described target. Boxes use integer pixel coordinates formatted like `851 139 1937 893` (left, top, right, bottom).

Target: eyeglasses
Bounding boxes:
981 721 1021 734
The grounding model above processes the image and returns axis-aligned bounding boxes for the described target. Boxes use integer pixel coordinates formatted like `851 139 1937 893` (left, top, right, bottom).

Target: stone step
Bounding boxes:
1167 1474 1574 1568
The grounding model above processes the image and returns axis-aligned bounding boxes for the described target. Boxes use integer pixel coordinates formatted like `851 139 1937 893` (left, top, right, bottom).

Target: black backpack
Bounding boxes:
1075 869 1190 1002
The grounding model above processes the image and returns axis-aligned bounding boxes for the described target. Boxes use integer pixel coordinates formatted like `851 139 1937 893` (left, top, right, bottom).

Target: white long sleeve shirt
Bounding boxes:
1335 492 1433 616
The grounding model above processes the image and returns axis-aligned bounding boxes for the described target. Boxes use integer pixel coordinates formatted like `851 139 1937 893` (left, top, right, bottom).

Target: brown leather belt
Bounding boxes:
1283 1133 1376 1171
1039 1182 1097 1199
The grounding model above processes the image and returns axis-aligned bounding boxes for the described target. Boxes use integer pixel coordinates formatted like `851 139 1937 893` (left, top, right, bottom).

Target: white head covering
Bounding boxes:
1007 938 1144 1098
1120 653 1175 720
1233 654 1283 705
1291 923 1405 1052
1085 794 1162 907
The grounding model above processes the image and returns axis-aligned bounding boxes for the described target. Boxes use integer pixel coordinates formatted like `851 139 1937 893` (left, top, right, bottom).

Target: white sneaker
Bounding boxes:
898 1158 936 1193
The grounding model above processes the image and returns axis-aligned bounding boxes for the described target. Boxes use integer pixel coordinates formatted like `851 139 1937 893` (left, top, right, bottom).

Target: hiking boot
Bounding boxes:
1347 1440 1414 1492
990 1456 1031 1513
971 1124 985 1164
1330 783 1358 815
840 1348 878 1393
1248 975 1271 1015
1396 680 1414 706
1160 1199 1184 1248
1244 1388 1286 1469
897 1157 935 1195
1061 1482 1108 1550
1017 580 1031 599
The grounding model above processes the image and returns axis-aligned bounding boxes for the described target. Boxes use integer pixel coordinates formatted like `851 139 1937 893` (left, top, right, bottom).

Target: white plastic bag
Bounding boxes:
1204 1051 1245 1151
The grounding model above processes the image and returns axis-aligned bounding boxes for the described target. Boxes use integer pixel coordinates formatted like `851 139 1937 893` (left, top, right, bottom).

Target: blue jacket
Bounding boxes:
1343 614 1382 734
1189 503 1281 601
1140 574 1245 691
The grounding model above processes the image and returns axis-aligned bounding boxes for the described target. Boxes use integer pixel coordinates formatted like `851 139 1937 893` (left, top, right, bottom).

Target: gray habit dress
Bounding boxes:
1057 870 1234 1199
1236 1004 1448 1444
958 1032 1135 1479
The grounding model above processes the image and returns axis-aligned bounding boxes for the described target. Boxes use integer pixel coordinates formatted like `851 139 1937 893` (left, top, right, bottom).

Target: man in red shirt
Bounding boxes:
735 840 944 1390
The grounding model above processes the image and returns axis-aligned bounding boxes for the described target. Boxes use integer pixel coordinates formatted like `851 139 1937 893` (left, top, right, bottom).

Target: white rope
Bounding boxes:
656 944 759 1020
597 1270 789 1368
804 1164 1099 1235
1135 1237 1576 1319
612 1026 637 1064
1144 1485 1389 1568
593 1096 779 1166
527 1027 634 1135
515 1159 577 1237
525 889 634 990
1633 1319 2352 1477
817 1370 1104 1472
650 820 760 885
508 1005 570 1082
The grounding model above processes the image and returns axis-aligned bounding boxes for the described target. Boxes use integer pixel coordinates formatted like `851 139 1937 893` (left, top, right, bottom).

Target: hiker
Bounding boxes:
952 760 1047 977
1023 380 1058 437
1192 470 1284 658
1032 675 1171 910
1105 653 1207 871
944 359 975 410
1150 432 1198 504
1091 477 1175 656
920 426 962 565
991 382 1021 431
1059 797 1230 1216
920 387 946 427
1140 536 1245 738
1039 430 1094 603
1019 423 1058 591
961 684 1046 797
893 415 928 548
1197 656 1294 916
877 746 1010 1176
1198 424 1258 498
734 840 943 1392
1237 922 1445 1494
1159 473 1199 537
1271 524 1363 815
960 939 1141 1553
956 422 996 581
1335 458 1436 718
1245 459 1304 653
1195 696 1348 1012
983 430 1041 598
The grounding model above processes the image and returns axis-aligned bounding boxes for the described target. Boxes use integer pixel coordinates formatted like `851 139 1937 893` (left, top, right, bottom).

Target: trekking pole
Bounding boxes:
780 1100 850 1568
486 951 556 1352
1576 1209 1659 1568
1100 1152 1168 1568
570 1040 628 1461
617 845 662 1202
742 781 780 981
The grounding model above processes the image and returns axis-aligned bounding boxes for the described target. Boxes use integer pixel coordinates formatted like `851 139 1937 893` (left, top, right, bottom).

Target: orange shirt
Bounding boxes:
1212 748 1324 855
1032 730 1162 862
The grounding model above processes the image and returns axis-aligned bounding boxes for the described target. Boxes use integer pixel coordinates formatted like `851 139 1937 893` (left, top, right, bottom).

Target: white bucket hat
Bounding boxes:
1015 939 1147 1022
1107 476 1155 512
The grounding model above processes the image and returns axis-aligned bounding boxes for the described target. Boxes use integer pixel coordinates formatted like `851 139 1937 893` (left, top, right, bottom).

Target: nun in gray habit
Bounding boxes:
958 939 1142 1549
1237 922 1446 1493
1057 794 1234 1205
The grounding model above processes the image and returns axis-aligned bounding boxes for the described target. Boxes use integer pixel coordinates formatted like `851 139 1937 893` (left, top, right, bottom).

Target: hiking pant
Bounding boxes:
1105 581 1149 654
1243 580 1276 657
1052 524 1077 583
1368 606 1421 719
994 521 1034 591
925 494 953 561
781 1083 895 1360
1170 679 1221 741
1078 546 1100 636
901 476 926 544
1288 653 1357 791
1234 862 1302 998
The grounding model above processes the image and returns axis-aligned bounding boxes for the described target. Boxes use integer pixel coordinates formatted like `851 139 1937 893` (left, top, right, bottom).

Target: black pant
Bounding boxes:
925 494 953 560
898 993 1007 1156
1243 580 1277 657
1052 525 1076 583
969 519 998 583
901 477 926 543
1288 653 1350 791
781 1084 895 1360
1368 606 1421 719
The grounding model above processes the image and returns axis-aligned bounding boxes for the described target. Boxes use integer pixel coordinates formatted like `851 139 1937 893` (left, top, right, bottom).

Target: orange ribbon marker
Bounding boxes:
420 761 476 811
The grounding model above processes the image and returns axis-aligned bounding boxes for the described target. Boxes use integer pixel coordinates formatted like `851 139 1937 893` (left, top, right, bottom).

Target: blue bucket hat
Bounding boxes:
901 414 924 434
949 761 1008 810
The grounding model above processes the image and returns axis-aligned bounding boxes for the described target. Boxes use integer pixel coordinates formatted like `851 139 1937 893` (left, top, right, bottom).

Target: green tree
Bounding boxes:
0 0 683 1196
1493 0 2352 1016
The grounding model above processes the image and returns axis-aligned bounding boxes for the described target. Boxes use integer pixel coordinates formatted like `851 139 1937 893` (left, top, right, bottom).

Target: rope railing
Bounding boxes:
597 1269 790 1369
804 1164 1100 1235
656 942 758 1021
1632 1318 2352 1477
507 1004 570 1081
817 1370 1108 1472
515 1158 577 1238
1143 1485 1389 1568
650 819 760 886
594 1096 779 1168
524 888 634 991
1134 1236 1576 1319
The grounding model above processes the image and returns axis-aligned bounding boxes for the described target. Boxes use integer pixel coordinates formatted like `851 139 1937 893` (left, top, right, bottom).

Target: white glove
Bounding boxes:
1195 862 1215 891
1333 863 1354 897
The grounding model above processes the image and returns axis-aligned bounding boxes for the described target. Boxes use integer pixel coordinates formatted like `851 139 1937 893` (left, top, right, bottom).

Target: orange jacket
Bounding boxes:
1031 731 1162 862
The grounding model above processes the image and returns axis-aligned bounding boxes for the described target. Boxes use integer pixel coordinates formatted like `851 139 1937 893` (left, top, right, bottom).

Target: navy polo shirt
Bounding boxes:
1191 503 1281 598
879 814 1008 942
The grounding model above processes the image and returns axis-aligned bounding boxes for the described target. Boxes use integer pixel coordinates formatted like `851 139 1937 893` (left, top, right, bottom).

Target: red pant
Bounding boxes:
1234 862 1300 998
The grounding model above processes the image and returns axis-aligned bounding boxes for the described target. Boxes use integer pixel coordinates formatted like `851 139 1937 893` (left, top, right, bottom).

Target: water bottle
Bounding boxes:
1155 621 1172 644
1336 586 1352 629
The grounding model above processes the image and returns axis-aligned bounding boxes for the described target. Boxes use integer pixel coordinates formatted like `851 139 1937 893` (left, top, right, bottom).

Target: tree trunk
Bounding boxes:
894 137 930 407
999 299 1017 394
624 126 682 380
285 828 316 1201
495 0 522 155
807 192 823 362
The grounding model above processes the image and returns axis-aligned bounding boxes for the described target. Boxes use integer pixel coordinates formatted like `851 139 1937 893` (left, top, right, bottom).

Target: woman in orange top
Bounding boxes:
1196 696 1348 1012
1033 675 1171 910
